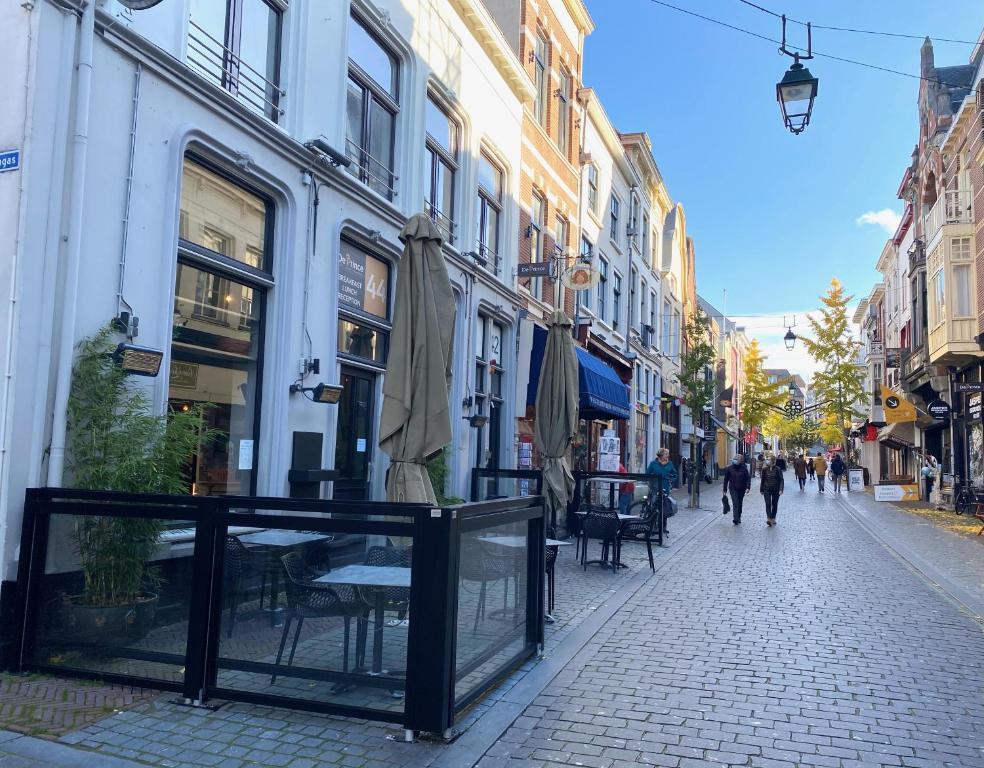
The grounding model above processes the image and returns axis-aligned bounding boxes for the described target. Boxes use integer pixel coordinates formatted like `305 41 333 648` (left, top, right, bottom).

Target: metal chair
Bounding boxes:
223 535 263 638
580 509 621 572
619 497 661 573
271 552 366 684
545 525 559 615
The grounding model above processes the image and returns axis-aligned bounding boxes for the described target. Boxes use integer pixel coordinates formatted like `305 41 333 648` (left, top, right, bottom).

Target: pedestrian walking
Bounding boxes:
807 457 816 482
760 457 784 526
756 452 765 477
921 455 938 503
617 461 634 516
813 452 827 493
776 454 788 473
831 453 846 493
722 454 751 525
793 454 808 490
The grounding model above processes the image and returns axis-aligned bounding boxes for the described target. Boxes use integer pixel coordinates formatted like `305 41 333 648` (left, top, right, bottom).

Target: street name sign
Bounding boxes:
873 484 920 502
0 150 20 173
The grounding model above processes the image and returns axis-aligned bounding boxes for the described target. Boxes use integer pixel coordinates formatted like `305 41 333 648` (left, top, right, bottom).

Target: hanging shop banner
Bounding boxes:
881 386 916 423
955 382 984 393
338 243 389 319
927 399 951 421
873 484 920 502
969 392 982 421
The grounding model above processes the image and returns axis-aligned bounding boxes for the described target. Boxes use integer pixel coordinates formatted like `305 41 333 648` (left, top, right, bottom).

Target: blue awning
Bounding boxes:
526 325 631 420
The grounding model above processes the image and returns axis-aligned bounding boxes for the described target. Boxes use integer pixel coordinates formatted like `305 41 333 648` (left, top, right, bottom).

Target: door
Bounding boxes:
334 367 376 500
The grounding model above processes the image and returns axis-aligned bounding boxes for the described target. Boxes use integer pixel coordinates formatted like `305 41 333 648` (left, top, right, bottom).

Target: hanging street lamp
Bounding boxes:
784 328 797 350
776 16 818 135
777 55 818 135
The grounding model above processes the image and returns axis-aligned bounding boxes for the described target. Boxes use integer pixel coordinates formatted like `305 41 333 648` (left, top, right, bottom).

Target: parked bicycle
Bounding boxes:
952 476 984 515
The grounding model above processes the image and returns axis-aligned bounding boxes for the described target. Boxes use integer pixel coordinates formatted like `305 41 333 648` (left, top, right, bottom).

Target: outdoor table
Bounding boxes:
237 530 334 625
479 535 571 548
574 510 639 569
315 565 411 675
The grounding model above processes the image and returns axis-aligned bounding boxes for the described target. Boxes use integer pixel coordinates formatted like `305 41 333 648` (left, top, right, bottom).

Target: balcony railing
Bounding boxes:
926 190 972 244
344 139 398 201
186 20 284 122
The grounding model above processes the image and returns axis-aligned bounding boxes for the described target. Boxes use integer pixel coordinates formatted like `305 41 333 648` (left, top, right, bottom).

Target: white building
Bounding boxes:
0 0 532 582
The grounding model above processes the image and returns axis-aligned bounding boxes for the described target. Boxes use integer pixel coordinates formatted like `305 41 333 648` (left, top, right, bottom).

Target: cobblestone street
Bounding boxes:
3 487 984 767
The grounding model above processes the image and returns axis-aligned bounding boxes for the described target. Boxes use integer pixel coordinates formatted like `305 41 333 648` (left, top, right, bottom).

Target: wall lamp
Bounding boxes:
464 414 488 428
303 136 351 168
289 382 344 404
113 343 163 377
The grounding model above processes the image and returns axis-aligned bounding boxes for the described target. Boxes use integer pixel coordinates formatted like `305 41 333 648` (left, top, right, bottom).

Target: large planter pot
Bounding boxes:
61 592 159 644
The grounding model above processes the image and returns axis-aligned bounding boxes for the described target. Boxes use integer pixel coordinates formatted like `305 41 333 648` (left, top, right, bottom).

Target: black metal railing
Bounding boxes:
569 471 668 545
11 489 544 736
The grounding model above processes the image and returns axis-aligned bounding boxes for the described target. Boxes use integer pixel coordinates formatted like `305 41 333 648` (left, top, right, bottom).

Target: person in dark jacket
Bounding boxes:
760 458 784 526
647 449 678 530
807 457 816 482
722 454 751 524
793 454 808 490
775 454 788 472
830 453 846 493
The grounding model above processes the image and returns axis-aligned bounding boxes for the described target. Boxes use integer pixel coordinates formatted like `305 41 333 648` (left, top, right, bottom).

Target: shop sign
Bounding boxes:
338 243 388 319
169 360 199 389
881 386 916 423
517 261 551 278
873 484 920 502
927 399 951 421
969 393 982 421
848 468 864 491
598 435 620 472
955 382 984 393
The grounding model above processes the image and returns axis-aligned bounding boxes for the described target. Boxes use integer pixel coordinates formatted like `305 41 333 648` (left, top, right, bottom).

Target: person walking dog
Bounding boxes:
722 454 751 525
760 457 784 526
813 452 827 493
831 453 846 493
793 454 808 491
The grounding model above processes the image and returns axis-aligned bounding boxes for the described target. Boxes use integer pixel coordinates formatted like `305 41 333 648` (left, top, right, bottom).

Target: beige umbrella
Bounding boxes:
535 310 579 525
378 214 455 503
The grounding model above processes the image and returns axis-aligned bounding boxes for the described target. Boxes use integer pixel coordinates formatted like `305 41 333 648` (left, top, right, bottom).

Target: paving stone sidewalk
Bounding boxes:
476 487 984 768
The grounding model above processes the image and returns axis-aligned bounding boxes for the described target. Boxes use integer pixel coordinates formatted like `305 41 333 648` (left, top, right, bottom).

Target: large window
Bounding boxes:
425 96 459 244
172 158 272 496
612 271 622 331
346 13 399 199
557 66 572 157
337 240 391 364
650 290 657 346
577 237 592 314
475 317 505 469
931 270 945 326
642 213 650 260
529 192 545 300
476 153 503 274
587 165 599 213
953 264 973 317
598 256 609 322
609 195 620 245
662 299 671 351
629 268 638 329
534 32 549 127
187 0 283 121
628 194 639 246
639 279 648 336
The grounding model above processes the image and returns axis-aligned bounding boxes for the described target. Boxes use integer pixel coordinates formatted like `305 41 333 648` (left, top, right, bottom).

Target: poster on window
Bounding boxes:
969 423 984 489
338 243 388 319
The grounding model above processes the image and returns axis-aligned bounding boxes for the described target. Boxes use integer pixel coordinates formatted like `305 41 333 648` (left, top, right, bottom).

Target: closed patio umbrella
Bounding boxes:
535 310 579 525
378 214 456 503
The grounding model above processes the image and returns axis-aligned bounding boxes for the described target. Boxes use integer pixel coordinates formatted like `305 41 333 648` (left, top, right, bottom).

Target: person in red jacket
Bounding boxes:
618 462 635 515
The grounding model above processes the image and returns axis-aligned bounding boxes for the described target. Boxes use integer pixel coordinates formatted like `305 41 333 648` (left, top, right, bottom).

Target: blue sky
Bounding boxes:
583 0 982 376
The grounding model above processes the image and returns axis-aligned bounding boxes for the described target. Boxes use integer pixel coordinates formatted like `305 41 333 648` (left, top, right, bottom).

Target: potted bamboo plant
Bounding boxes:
63 325 216 641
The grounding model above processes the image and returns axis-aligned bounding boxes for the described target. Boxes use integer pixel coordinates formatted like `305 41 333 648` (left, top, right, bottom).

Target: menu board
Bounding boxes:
338 243 388 319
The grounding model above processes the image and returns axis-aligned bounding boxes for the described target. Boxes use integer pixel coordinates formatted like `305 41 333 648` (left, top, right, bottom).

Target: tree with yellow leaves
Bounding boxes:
741 339 787 434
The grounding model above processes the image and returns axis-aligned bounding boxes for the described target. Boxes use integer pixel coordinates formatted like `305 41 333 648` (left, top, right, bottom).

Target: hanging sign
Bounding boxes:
927 399 951 421
881 386 916 423
561 264 600 291
337 243 388 319
969 393 982 421
955 382 984 393
517 261 552 278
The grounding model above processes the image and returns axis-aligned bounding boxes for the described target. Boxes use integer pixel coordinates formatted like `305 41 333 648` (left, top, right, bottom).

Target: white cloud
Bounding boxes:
855 208 901 235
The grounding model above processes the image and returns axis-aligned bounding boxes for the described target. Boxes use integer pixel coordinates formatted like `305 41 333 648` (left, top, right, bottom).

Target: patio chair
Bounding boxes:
545 525 559 615
571 502 606 560
223 534 265 638
580 509 621 572
271 553 366 684
619 500 661 573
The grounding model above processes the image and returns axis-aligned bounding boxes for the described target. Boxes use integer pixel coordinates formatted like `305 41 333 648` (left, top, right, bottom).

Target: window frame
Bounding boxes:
533 31 549 127
476 152 504 274
557 65 572 156
612 270 622 331
424 94 460 245
598 255 609 322
609 195 621 245
529 191 546 300
587 165 599 213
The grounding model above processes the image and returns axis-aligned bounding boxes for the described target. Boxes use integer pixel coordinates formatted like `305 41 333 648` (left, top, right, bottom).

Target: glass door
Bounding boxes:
334 367 376 500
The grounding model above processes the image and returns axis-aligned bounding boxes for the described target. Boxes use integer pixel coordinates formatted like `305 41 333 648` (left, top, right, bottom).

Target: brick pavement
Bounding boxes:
475 487 984 768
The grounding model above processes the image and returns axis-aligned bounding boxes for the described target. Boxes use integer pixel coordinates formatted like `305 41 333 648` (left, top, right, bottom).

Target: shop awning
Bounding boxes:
526 325 631 419
707 413 738 440
717 386 734 408
878 421 915 451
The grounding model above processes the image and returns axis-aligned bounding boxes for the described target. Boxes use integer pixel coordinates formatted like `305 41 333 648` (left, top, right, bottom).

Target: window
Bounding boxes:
609 195 620 245
627 194 639 245
577 237 592 314
554 215 568 258
587 165 599 213
613 271 622 330
932 270 945 326
475 317 506 469
642 213 650 260
188 0 283 121
476 153 503 274
629 268 638 329
635 363 642 401
650 290 657 344
557 66 572 156
661 299 671 351
173 157 272 496
346 13 398 199
640 279 648 335
529 192 545 299
424 95 459 243
534 32 548 127
671 308 681 357
598 256 609 321
954 263 973 317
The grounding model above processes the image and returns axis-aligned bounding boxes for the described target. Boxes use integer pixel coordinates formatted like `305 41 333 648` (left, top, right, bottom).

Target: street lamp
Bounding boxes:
784 328 797 350
777 56 818 135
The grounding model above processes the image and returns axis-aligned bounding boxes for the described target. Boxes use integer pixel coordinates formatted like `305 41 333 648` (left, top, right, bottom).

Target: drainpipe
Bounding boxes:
47 0 95 487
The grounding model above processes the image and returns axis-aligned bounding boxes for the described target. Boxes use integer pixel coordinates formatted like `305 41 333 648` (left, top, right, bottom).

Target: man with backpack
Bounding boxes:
830 453 846 493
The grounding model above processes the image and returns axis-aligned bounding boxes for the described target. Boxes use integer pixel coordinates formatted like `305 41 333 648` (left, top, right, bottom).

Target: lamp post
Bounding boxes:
784 329 797 350
776 16 818 135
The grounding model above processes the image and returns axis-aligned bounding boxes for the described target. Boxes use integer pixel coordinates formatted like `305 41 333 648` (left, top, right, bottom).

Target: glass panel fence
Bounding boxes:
454 518 530 706
35 512 196 686
472 471 541 502
214 524 412 715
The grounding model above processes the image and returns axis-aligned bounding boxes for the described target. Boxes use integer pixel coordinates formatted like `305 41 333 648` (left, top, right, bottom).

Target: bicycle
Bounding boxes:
952 476 984 515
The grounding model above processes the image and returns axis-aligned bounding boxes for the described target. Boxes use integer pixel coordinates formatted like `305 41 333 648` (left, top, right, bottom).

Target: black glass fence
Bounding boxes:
12 489 544 736
471 469 543 503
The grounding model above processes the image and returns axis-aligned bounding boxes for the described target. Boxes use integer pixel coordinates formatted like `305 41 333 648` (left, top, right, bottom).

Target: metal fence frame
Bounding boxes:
12 489 544 736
